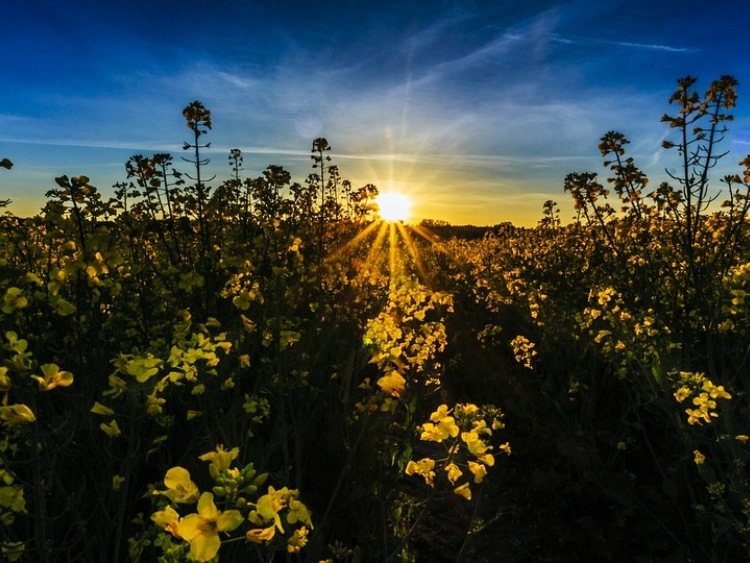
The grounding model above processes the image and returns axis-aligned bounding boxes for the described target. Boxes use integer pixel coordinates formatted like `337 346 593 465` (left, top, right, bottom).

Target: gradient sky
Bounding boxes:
2 0 750 226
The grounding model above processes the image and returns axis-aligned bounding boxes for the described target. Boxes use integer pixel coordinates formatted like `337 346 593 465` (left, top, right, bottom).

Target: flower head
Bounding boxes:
377 371 406 398
31 364 73 392
453 483 472 500
287 525 309 553
445 462 463 485
176 492 243 562
199 444 239 478
157 467 200 504
151 505 181 538
405 458 436 486
467 461 487 484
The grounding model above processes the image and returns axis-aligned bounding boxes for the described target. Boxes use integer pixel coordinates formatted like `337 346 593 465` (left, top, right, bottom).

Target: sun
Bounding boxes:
376 192 412 222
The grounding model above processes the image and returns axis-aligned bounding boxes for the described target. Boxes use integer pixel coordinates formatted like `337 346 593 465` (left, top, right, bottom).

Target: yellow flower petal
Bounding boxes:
445 463 462 485
99 420 121 438
162 467 200 504
467 461 487 483
216 509 244 532
151 506 180 537
197 492 219 520
176 513 203 542
246 525 276 544
90 402 115 416
453 483 472 500
377 371 406 398
188 529 220 562
0 404 36 425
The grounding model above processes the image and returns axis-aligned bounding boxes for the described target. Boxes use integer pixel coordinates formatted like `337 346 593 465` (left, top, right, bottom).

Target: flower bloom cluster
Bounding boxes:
510 335 536 369
149 445 312 561
673 371 732 426
405 403 509 500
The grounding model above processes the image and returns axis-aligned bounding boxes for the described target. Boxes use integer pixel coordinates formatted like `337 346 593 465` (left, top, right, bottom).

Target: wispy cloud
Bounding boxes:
556 35 698 53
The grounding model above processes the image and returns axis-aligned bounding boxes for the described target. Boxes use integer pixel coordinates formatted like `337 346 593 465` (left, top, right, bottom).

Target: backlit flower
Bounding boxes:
31 364 73 392
420 417 459 442
405 458 436 486
377 371 406 398
199 445 239 478
158 467 199 504
453 483 472 500
99 419 121 438
246 525 276 544
287 525 309 553
90 402 114 416
445 463 462 485
177 492 243 562
0 404 36 425
151 505 181 538
467 461 487 483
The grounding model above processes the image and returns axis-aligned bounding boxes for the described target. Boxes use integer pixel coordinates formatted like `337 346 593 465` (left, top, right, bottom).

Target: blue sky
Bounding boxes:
2 0 750 225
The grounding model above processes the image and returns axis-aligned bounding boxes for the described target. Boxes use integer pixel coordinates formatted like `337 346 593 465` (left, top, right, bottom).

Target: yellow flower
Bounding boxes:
445 463 463 485
461 431 488 455
112 474 126 492
693 450 706 465
475 452 496 466
498 442 512 456
121 354 162 383
0 485 26 513
99 420 121 438
31 364 73 392
685 407 716 426
246 525 276 544
430 404 452 421
158 467 200 504
405 458 436 486
420 417 459 443
287 525 309 553
90 402 115 416
177 492 243 562
467 461 487 484
0 366 10 392
0 404 36 425
376 371 406 398
736 435 749 443
249 486 289 532
2 287 28 314
146 393 166 416
102 374 128 398
199 445 239 478
455 403 479 417
0 541 24 562
673 387 691 403
453 483 472 500
287 498 313 528
704 382 731 400
151 505 181 538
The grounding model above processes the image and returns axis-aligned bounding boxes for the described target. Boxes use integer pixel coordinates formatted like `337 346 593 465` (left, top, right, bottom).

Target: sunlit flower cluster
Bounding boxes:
149 446 312 560
406 403 509 500
672 371 732 425
510 335 536 369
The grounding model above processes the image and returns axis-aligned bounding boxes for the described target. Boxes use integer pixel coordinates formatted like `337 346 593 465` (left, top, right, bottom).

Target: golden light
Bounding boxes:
376 192 412 222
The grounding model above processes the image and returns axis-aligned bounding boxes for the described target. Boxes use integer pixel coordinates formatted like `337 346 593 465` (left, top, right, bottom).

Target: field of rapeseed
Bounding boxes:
1 76 750 561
